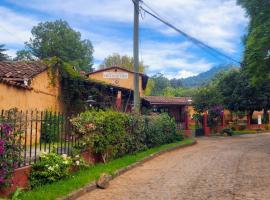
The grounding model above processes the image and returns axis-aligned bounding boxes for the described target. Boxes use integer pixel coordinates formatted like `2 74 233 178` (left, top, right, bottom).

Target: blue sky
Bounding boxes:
0 0 248 78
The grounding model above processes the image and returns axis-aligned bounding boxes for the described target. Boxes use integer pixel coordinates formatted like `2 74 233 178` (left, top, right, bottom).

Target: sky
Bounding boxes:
0 0 249 79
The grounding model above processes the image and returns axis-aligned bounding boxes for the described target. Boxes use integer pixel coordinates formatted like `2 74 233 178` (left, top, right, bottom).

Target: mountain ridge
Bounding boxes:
180 65 238 87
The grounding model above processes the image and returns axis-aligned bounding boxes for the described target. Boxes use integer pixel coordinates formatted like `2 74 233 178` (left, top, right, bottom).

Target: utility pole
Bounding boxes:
133 0 140 113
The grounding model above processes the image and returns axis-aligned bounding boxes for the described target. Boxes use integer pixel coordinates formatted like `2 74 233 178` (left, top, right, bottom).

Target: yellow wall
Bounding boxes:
88 68 144 95
0 71 63 112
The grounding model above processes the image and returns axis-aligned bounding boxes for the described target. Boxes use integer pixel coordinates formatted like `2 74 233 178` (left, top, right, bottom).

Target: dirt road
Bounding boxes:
77 133 270 200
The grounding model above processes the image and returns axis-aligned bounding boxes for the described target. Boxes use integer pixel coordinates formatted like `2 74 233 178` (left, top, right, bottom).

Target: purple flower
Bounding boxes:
0 177 5 184
0 140 5 155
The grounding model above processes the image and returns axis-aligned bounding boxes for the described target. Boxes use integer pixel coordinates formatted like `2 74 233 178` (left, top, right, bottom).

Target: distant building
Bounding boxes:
87 66 148 96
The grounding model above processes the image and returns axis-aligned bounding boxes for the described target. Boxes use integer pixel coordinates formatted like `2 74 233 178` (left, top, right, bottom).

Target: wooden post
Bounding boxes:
247 114 251 129
221 111 225 128
185 106 189 130
184 106 191 137
203 113 210 136
116 90 122 111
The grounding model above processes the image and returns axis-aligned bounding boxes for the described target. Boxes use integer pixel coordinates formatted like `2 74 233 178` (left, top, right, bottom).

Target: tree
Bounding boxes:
100 53 147 73
170 78 183 88
192 85 223 114
0 44 9 61
23 20 94 72
148 73 171 96
13 49 35 61
237 0 270 83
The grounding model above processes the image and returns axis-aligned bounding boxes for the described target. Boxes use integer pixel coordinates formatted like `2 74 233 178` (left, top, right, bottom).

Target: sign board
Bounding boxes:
103 72 128 79
258 115 262 125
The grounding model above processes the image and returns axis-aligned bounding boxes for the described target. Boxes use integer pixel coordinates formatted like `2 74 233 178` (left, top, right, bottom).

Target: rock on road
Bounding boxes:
77 133 270 200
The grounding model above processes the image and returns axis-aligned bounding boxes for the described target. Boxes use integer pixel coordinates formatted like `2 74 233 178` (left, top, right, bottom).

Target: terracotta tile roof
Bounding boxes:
143 96 192 105
0 61 47 89
87 66 145 76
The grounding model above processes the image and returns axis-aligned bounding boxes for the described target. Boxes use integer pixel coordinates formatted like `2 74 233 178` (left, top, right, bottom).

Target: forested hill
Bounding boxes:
181 65 238 87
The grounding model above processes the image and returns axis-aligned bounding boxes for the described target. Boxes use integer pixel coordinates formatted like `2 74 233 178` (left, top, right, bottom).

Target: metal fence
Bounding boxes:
0 109 80 168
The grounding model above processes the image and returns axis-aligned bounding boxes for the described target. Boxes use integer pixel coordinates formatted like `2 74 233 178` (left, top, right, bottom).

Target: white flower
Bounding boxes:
75 155 80 158
48 166 54 171
62 154 68 159
75 161 80 166
63 160 69 165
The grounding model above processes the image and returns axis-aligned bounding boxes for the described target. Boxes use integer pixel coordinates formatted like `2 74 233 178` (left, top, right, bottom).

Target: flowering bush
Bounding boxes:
29 152 88 188
208 105 224 129
30 152 72 188
0 123 21 188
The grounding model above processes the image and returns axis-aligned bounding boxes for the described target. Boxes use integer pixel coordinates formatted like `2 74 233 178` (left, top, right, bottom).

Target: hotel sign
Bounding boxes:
103 72 129 79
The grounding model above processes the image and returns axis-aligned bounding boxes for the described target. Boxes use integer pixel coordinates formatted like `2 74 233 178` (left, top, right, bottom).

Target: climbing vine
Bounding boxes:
42 57 119 114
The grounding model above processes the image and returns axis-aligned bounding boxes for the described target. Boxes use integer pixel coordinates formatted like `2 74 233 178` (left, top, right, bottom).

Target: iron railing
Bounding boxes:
0 109 80 168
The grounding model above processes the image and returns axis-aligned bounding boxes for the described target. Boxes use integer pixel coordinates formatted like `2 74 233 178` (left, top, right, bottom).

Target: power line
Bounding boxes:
136 0 242 65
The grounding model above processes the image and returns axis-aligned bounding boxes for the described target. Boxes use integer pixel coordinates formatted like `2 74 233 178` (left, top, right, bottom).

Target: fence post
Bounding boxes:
203 113 210 136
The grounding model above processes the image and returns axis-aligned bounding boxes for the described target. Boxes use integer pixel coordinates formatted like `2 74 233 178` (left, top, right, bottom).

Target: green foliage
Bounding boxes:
23 20 94 72
30 152 72 188
0 44 9 61
144 114 179 148
71 110 181 163
237 0 270 83
19 138 193 200
42 57 116 114
0 124 21 188
13 49 35 61
11 188 23 200
192 84 222 114
147 73 171 96
100 53 148 73
41 111 63 143
221 128 233 136
163 87 197 97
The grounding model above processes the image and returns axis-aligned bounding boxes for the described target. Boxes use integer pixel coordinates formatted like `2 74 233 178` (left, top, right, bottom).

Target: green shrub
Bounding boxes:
238 124 247 131
71 110 181 163
30 152 72 188
144 114 178 148
71 110 129 163
221 128 233 136
41 112 63 143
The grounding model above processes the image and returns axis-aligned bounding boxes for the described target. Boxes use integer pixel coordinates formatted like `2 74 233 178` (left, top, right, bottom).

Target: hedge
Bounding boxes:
71 110 183 163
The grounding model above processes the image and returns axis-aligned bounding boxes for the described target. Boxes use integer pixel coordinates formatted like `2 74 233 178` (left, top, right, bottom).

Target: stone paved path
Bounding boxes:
77 133 270 200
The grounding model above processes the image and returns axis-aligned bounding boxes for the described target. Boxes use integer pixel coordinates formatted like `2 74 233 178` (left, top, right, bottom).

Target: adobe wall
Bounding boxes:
0 71 63 112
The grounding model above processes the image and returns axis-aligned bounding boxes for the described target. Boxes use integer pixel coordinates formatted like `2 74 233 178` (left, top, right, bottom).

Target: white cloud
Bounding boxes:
141 0 248 53
165 70 198 79
6 49 17 58
0 6 37 45
81 30 214 75
1 0 247 75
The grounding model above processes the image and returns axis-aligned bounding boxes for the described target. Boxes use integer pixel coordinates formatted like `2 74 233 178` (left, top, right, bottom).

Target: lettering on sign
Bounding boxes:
103 72 129 79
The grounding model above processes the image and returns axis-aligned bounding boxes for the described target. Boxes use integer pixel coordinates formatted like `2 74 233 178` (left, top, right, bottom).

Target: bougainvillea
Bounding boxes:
0 123 21 188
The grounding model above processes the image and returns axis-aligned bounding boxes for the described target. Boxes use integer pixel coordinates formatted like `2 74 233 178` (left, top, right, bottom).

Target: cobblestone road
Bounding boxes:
77 133 270 200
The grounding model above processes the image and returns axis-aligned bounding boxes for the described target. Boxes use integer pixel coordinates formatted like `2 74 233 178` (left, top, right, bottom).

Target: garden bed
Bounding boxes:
18 138 194 200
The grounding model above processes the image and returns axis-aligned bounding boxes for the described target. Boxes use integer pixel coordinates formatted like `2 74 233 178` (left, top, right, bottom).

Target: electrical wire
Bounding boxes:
132 0 242 65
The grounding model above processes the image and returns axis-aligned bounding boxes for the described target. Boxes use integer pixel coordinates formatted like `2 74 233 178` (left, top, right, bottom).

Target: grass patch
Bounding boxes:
19 138 194 200
233 130 259 135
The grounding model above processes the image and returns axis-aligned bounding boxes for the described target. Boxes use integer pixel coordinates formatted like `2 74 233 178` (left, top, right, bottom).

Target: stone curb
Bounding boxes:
58 140 197 200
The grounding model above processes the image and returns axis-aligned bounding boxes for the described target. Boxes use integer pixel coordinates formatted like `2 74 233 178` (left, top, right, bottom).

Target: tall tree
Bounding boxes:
13 49 35 61
237 0 270 83
149 73 171 96
0 44 9 61
100 53 147 73
23 20 94 72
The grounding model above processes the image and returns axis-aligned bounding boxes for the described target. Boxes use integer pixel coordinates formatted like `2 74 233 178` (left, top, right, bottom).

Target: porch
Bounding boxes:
142 96 193 131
